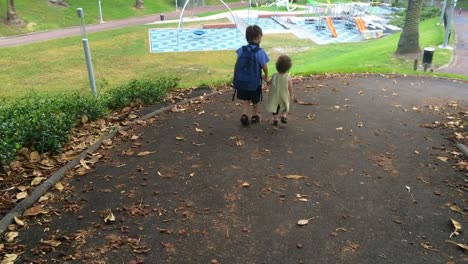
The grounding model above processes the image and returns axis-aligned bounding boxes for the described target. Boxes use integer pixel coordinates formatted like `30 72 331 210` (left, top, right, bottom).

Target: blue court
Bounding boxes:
149 28 246 53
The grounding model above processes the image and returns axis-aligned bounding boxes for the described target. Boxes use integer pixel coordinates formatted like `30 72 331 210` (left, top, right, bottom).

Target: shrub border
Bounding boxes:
0 88 225 236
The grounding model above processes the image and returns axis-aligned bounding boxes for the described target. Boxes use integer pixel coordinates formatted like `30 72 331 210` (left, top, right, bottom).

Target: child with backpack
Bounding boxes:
266 54 293 126
233 25 270 126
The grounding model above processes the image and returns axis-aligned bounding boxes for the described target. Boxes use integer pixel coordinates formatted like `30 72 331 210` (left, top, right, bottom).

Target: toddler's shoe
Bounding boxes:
280 116 288 124
273 120 279 126
240 114 249 126
251 115 260 124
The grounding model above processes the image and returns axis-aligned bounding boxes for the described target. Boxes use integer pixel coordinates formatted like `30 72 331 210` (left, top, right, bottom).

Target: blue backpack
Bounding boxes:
233 45 262 91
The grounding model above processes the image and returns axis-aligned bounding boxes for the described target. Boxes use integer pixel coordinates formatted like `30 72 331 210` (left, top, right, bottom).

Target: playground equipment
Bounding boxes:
265 0 297 12
177 0 243 45
325 16 338 37
354 17 367 32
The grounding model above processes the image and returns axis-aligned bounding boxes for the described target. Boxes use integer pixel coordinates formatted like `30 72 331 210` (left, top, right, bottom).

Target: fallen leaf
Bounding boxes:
445 240 468 251
420 242 438 251
450 204 468 215
294 99 316 105
55 182 64 191
336 127 343 131
24 206 48 216
356 122 363 127
306 113 316 120
81 115 88 124
137 151 155 157
450 218 462 238
14 216 25 227
30 151 40 163
5 231 18 242
80 158 91 170
437 156 448 162
195 128 204 132
104 211 116 223
236 139 245 146
41 239 62 247
285 175 307 180
16 191 28 200
241 182 251 187
297 218 314 226
176 135 185 141
2 254 18 262
30 177 45 186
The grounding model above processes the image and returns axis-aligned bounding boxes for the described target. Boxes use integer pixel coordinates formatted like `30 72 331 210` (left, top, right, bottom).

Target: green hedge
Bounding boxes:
0 76 179 169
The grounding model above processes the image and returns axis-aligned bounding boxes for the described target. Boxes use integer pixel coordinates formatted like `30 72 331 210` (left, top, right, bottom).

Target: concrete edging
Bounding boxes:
0 89 225 236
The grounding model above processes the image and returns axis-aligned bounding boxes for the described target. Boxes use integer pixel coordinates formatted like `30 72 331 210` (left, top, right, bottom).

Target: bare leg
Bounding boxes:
242 100 250 116
252 103 259 116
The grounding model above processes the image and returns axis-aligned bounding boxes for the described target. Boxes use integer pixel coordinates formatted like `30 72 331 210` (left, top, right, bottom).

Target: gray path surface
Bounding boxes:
10 75 468 263
439 9 468 75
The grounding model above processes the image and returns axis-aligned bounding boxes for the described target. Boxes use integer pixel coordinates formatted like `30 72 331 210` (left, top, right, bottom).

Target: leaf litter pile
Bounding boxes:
1 75 468 263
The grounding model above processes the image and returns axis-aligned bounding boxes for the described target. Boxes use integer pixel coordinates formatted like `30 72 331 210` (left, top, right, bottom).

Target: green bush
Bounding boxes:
103 77 180 110
0 76 179 169
389 4 440 28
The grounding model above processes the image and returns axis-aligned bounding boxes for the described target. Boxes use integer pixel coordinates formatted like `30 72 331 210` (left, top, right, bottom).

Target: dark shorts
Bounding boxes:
236 86 262 104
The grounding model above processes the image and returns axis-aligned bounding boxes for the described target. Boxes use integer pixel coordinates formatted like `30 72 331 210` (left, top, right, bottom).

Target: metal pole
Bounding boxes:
442 0 455 47
82 39 97 96
98 0 104 23
77 8 97 96
439 0 448 25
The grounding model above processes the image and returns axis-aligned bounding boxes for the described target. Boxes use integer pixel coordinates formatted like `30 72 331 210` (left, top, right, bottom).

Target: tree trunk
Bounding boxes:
396 0 424 54
135 0 144 9
6 0 21 25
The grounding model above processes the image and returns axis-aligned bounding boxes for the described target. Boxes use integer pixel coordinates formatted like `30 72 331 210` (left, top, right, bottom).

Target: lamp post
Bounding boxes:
98 0 104 23
441 0 457 48
77 8 97 96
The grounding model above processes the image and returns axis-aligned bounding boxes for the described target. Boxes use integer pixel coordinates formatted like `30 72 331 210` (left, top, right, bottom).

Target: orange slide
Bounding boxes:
325 17 338 38
354 17 367 32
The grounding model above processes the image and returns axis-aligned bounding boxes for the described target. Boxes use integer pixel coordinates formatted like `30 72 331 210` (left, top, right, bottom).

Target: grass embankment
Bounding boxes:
0 17 459 99
0 0 243 36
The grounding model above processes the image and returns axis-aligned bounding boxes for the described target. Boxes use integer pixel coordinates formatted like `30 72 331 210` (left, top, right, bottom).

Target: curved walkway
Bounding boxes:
0 3 466 76
438 8 468 76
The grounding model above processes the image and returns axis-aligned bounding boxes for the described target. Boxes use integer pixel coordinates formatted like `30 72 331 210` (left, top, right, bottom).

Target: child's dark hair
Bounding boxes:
276 55 292 73
246 25 263 44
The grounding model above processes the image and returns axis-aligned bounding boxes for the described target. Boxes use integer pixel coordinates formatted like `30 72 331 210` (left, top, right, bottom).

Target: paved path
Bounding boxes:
0 3 466 76
438 8 468 75
0 2 247 48
6 74 468 263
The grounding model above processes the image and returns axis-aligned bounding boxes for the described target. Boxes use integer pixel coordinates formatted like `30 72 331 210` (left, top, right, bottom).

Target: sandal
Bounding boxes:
251 115 260 124
240 114 249 126
280 116 288 124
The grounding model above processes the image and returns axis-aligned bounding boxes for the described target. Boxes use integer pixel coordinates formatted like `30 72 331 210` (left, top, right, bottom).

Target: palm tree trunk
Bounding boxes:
6 0 21 25
396 0 424 54
135 0 144 9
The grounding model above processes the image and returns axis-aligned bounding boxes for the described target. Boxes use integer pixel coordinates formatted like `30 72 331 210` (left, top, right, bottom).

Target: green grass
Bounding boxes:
458 0 468 9
0 0 175 36
0 17 461 99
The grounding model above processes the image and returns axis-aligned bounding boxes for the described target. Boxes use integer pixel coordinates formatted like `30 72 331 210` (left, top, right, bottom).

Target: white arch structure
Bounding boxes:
176 0 253 45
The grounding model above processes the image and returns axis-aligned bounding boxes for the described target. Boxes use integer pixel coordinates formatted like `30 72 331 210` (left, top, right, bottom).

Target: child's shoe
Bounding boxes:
251 115 260 124
240 114 249 126
280 116 288 124
273 120 279 126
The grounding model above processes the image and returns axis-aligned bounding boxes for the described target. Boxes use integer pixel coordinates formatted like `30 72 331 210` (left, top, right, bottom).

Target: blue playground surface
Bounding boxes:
149 28 246 53
149 5 399 53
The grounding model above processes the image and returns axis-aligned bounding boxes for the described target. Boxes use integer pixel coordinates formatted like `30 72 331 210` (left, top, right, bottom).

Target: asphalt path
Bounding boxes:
8 74 468 263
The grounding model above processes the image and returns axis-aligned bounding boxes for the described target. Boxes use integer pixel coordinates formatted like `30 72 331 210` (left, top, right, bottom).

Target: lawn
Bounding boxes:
0 16 459 100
